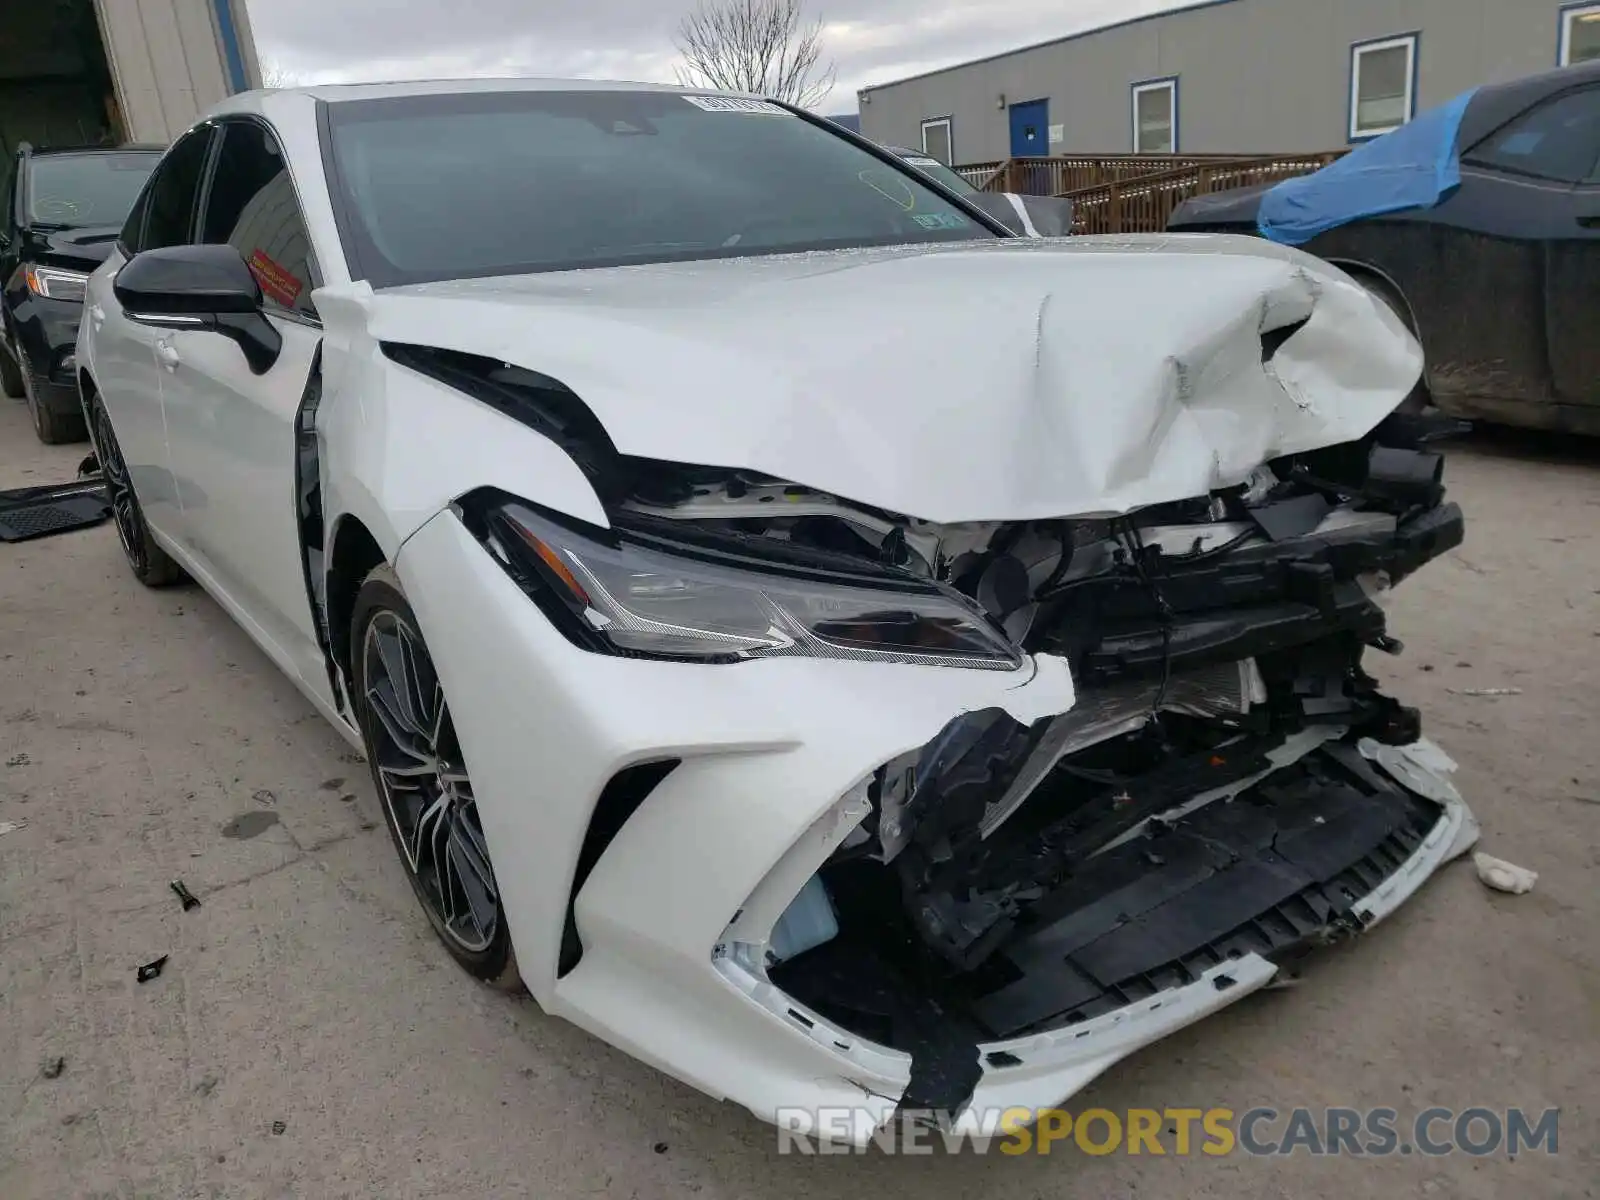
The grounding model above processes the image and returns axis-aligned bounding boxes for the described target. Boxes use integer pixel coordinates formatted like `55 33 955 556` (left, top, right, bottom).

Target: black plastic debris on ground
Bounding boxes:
41 1055 65 1079
0 479 111 543
170 880 201 911
137 955 169 983
271 1120 287 1135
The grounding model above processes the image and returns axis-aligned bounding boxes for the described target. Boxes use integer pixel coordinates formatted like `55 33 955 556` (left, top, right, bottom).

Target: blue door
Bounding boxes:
1009 99 1049 157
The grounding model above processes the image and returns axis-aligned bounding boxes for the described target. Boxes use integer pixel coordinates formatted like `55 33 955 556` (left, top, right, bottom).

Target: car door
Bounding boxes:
1441 84 1600 417
156 116 328 690
1542 99 1600 410
91 125 216 532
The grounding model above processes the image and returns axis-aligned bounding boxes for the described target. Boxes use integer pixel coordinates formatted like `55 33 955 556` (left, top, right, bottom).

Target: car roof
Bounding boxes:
265 77 757 105
1463 58 1600 145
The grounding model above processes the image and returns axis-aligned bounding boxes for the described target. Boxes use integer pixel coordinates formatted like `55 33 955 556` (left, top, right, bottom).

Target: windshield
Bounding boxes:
26 152 159 228
323 90 997 284
897 154 979 194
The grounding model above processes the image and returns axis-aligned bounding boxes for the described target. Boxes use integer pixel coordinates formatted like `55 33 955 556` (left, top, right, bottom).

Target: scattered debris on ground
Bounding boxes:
0 818 26 837
137 955 169 983
271 1120 287 1136
1449 687 1524 697
41 1055 65 1079
170 880 202 911
1474 853 1538 895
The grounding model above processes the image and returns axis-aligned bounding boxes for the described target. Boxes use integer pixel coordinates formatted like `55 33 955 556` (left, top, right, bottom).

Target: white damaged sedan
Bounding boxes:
77 79 1478 1141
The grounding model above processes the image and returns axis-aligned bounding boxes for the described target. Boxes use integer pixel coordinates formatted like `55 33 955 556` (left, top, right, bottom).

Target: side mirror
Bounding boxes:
114 244 282 374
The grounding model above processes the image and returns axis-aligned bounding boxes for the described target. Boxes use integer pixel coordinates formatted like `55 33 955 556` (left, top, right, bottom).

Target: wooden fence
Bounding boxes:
1061 153 1346 234
950 151 1347 233
958 154 1262 197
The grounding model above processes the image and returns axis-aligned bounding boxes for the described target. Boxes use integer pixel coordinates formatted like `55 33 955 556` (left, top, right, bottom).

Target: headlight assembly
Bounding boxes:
469 497 1022 671
25 264 90 303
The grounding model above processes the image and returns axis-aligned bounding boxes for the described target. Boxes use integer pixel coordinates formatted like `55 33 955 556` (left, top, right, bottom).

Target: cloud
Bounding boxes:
245 0 1192 111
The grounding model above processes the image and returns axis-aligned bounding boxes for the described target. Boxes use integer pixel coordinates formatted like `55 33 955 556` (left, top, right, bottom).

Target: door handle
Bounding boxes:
156 340 180 371
1579 215 1600 229
89 304 105 329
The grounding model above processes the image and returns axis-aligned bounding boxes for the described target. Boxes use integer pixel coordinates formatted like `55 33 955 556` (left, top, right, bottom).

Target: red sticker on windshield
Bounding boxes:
247 249 303 308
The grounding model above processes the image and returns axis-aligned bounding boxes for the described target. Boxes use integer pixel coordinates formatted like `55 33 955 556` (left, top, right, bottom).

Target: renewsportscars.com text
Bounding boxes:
775 1105 1562 1157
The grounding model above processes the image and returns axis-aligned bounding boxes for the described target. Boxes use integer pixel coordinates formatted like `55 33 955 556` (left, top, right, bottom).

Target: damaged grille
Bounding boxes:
658 410 1470 1112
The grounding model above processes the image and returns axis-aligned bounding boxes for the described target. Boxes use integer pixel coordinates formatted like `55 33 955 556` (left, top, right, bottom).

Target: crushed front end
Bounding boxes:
605 412 1478 1125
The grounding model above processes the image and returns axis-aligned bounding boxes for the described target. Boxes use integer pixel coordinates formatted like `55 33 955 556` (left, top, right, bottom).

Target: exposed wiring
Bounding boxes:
1174 527 1257 563
1120 517 1176 719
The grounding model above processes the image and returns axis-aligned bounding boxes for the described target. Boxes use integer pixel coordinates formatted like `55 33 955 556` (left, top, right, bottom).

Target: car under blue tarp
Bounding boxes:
1259 88 1480 246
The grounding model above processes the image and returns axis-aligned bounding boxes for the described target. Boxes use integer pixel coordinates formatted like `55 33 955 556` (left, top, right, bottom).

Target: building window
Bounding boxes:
1132 78 1178 154
1561 3 1600 65
920 117 953 165
1350 33 1418 141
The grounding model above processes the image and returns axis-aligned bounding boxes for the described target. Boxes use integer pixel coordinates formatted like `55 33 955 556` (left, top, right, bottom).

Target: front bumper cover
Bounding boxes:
396 507 1477 1141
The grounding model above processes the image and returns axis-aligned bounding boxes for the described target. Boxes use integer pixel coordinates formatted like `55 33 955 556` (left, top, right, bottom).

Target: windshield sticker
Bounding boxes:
905 156 943 168
911 212 969 230
858 170 916 210
247 249 303 308
682 96 787 115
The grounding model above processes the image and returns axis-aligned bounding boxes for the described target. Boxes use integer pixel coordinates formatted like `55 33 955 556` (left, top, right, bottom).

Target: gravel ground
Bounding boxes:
1 395 1596 1199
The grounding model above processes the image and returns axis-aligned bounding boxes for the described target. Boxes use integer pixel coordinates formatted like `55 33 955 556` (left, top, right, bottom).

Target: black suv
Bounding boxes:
2 143 162 443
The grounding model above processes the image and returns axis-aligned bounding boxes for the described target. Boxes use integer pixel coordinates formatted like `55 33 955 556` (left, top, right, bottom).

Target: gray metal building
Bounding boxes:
858 0 1600 165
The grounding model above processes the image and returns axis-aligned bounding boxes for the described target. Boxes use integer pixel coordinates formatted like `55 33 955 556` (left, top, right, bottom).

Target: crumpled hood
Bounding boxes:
348 235 1422 523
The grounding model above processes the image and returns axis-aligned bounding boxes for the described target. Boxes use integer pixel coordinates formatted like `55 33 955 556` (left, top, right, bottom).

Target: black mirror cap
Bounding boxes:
114 244 263 316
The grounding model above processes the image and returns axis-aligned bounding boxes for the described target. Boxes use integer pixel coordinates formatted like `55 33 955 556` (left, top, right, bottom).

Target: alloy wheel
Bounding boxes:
94 406 147 574
362 611 499 953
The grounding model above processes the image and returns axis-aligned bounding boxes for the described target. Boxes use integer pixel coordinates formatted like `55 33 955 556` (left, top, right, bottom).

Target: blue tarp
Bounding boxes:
1259 88 1479 245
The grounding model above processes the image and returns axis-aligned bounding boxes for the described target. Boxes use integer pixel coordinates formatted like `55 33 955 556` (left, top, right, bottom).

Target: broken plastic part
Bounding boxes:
768 875 839 964
1473 853 1537 895
136 955 169 983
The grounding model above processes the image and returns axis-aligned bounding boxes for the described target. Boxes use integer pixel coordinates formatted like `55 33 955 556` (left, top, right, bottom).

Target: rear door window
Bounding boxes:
140 126 216 250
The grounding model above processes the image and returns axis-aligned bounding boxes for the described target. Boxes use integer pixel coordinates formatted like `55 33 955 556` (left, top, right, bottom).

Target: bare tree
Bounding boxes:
674 0 837 109
258 58 300 90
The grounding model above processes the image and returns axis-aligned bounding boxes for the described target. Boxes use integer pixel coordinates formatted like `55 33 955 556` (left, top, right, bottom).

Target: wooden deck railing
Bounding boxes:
949 151 1348 233
966 154 1261 197
1061 153 1346 234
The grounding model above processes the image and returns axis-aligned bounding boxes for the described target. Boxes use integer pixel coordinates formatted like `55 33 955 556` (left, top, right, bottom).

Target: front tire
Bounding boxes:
0 335 24 399
351 566 520 989
22 351 87 444
90 395 184 586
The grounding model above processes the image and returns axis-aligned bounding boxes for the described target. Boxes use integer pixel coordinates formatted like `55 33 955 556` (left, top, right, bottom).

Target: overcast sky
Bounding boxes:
243 0 1195 112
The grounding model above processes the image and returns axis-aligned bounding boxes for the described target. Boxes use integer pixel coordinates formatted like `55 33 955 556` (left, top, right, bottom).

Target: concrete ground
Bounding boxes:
0 393 1595 1199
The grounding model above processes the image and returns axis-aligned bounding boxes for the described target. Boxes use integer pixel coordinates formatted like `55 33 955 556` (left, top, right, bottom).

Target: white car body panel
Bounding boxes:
76 80 1475 1146
358 236 1423 524
159 315 324 676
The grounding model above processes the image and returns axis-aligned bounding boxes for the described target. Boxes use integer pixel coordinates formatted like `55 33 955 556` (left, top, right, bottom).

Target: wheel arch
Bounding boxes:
1326 258 1431 405
1326 258 1422 333
325 512 388 704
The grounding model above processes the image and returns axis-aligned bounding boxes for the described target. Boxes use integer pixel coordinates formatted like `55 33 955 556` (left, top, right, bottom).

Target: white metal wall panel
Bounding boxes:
95 0 245 145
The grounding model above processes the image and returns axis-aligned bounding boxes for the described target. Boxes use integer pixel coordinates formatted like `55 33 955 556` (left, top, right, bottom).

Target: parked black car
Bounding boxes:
1169 60 1600 435
2 143 162 443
